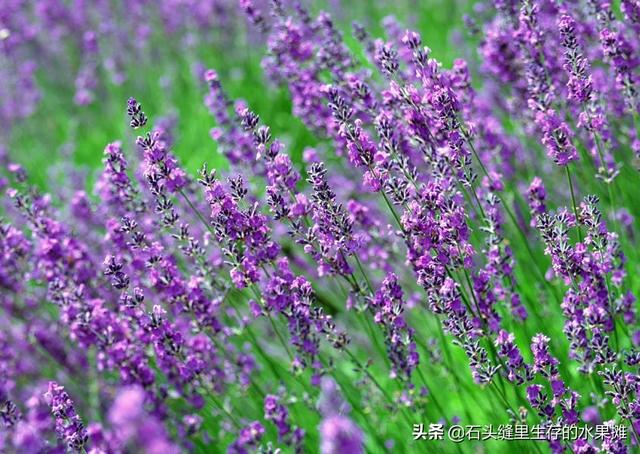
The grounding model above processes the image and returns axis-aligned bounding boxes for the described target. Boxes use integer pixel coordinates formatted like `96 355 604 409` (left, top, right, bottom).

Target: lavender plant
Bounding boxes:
2 0 640 453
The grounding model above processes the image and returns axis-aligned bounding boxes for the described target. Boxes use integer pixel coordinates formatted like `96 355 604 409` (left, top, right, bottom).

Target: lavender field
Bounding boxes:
2 0 640 453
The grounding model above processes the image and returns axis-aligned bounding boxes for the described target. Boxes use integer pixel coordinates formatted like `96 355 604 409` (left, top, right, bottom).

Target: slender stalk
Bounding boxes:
180 189 215 236
467 138 562 304
208 393 243 429
565 164 583 243
317 352 388 450
87 347 102 424
343 347 414 427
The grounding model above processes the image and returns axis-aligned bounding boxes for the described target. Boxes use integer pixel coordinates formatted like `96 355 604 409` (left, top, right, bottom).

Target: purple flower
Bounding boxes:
127 97 148 129
264 394 304 451
531 334 559 377
44 382 88 452
582 406 601 425
95 141 145 215
537 110 578 166
526 177 547 227
599 28 638 112
11 389 58 452
229 421 265 454
109 386 179 454
495 330 532 384
621 0 640 26
370 273 419 380
127 99 187 197
558 14 593 105
320 415 363 454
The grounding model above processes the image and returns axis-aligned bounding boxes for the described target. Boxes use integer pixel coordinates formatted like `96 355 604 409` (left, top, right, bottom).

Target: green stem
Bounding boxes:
208 393 242 429
467 138 561 304
353 254 374 295
87 347 101 423
179 189 215 236
565 165 583 243
381 191 403 229
343 348 414 427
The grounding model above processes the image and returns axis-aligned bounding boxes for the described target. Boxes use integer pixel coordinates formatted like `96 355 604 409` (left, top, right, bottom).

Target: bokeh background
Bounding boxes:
3 0 471 186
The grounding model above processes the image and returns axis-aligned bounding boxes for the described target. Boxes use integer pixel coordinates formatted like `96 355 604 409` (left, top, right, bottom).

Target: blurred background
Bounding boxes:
2 0 472 187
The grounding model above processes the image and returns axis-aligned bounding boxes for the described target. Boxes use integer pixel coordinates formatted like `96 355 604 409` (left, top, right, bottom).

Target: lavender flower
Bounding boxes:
264 394 304 452
44 382 88 452
537 110 578 166
320 415 364 454
526 177 547 227
495 330 532 384
599 368 640 440
531 334 559 378
318 377 363 454
558 14 593 105
6 2 640 453
599 29 638 112
306 161 358 276
109 386 179 453
96 141 145 215
229 421 265 454
370 273 419 381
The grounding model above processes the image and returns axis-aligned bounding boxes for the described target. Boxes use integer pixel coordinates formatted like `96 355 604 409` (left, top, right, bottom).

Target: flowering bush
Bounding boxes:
2 0 640 453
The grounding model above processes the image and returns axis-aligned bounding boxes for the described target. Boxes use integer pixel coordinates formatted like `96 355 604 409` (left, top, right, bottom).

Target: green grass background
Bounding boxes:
8 0 469 187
